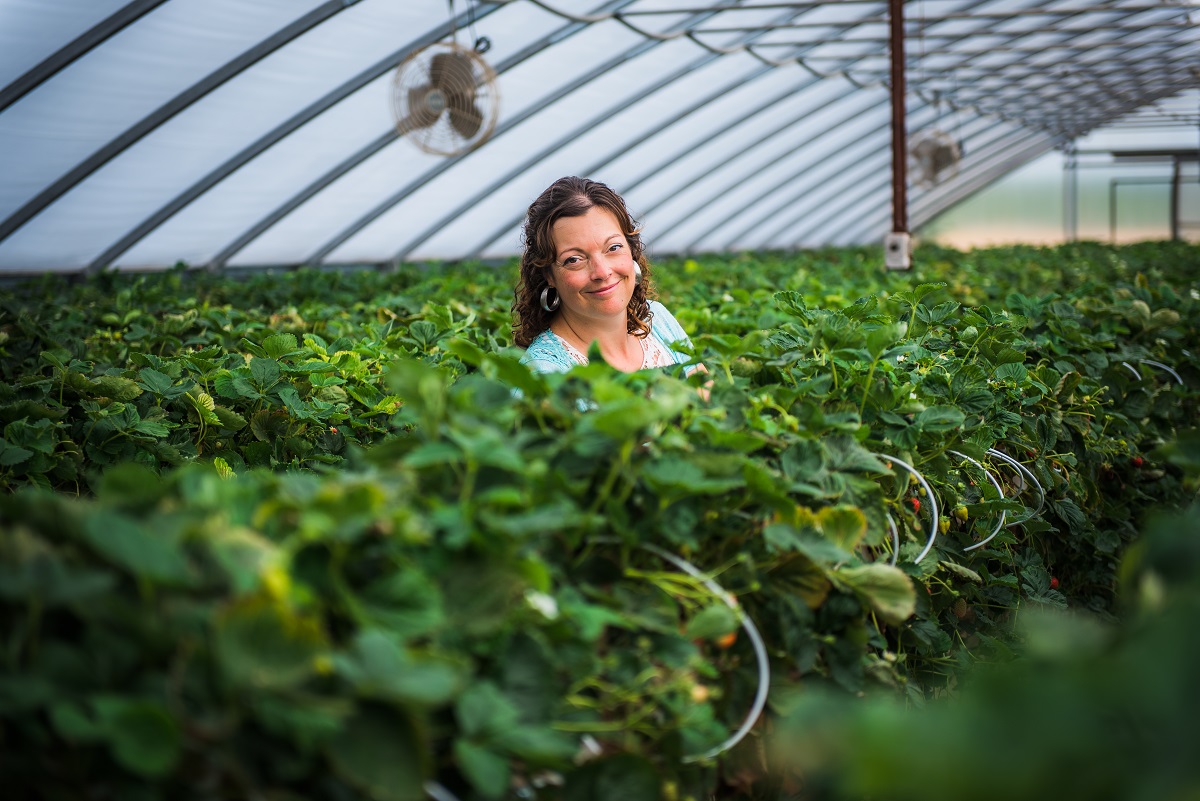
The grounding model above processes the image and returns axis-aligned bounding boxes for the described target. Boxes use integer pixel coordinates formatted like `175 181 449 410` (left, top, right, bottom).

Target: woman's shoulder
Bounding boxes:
520 329 574 373
648 300 687 338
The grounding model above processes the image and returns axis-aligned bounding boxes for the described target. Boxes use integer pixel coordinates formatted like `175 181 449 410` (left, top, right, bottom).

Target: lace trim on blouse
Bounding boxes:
555 331 674 370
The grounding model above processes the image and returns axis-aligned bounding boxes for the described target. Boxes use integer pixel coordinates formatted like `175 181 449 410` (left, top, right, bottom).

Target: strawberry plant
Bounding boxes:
0 241 1197 798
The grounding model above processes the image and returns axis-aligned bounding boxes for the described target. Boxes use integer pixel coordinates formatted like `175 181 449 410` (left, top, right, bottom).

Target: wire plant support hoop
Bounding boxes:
1121 359 1185 386
589 538 770 764
986 447 1046 524
873 453 940 564
948 450 1007 552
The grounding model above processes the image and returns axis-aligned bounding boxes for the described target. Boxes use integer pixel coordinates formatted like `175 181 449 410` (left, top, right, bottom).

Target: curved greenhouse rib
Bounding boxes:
392 6 814 263
81 0 510 274
769 116 1021 248
633 89 878 248
466 65 797 258
209 0 638 269
717 100 944 251
0 0 359 247
211 0 643 270
306 0 750 266
466 2 899 259
828 131 1052 247
0 0 169 115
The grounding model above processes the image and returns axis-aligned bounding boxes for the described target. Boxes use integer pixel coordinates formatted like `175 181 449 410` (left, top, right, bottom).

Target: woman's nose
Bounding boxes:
589 254 612 278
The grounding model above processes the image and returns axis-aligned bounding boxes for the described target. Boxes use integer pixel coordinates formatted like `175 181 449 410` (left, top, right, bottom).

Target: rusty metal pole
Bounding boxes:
885 0 911 268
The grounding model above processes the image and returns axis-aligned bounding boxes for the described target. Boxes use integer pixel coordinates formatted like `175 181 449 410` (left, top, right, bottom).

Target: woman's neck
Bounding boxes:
552 311 639 370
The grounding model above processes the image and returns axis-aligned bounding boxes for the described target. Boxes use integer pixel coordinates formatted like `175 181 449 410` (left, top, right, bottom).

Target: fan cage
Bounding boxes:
391 41 500 158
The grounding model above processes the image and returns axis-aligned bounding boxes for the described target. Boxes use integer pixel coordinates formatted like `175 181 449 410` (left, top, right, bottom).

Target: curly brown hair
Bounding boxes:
512 176 657 348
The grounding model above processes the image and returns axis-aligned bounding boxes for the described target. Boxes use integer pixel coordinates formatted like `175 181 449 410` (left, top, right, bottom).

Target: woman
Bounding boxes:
512 176 703 378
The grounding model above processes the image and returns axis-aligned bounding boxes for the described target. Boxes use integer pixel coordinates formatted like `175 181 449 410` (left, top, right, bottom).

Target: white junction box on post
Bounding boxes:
884 231 912 270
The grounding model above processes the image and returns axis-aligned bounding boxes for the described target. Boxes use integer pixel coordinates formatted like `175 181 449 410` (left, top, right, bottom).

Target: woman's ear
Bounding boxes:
543 268 556 289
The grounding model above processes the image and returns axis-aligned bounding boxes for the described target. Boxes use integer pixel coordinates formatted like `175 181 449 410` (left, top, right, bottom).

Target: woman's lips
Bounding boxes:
589 282 620 296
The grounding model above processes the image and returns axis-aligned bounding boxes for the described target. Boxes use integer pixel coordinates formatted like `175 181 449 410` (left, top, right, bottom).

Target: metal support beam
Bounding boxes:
0 0 358 247
889 0 907 235
1064 140 1078 242
651 94 883 248
1172 156 1182 241
467 0 908 259
307 2 696 266
392 3 812 263
0 0 169 114
82 0 512 273
211 0 637 269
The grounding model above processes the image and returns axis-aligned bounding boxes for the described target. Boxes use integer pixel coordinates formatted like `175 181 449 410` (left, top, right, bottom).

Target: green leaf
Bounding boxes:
49 702 107 743
133 419 171 437
92 375 143 402
359 568 445 639
817 504 869 550
335 629 464 706
250 357 281 389
685 603 739 640
915 405 965 432
326 704 426 801
82 510 192 584
866 322 906 360
942 561 983 583
993 362 1028 383
207 526 276 593
0 438 34 466
91 697 181 778
834 564 916 624
186 391 221 425
262 333 301 359
215 597 328 690
563 754 662 801
454 739 510 799
456 682 521 739
136 368 174 395
250 409 288 442
213 406 247 430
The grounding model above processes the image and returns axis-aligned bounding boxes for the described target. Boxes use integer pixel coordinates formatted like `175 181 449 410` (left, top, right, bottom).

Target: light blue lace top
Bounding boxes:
520 300 698 376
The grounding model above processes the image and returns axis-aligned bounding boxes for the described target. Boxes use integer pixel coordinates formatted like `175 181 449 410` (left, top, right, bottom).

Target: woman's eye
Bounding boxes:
608 243 622 252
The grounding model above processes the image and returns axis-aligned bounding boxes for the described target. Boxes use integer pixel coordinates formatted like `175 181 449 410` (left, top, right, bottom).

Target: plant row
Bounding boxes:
0 242 1198 800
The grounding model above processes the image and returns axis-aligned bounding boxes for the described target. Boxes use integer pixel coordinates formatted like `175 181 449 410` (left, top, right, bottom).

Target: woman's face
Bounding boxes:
546 205 636 325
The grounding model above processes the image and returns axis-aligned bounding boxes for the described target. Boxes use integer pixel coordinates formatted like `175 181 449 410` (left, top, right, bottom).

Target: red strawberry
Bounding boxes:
909 497 921 513
1050 576 1060 590
1131 456 1144 467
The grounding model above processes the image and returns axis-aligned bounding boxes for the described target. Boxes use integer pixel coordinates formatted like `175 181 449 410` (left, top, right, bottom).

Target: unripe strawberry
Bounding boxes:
953 598 968 619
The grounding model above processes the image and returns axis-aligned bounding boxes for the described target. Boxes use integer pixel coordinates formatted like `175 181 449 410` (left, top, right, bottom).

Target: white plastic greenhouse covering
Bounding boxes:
1 0 1196 274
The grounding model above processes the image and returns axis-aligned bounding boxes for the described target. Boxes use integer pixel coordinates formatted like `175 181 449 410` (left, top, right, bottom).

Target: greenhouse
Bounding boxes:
1 1 1198 800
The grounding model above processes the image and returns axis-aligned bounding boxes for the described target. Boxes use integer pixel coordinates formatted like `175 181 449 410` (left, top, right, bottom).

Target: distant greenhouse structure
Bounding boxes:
1 0 1197 276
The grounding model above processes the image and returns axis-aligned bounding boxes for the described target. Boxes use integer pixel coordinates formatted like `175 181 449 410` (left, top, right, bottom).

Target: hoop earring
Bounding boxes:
634 261 643 285
540 286 560 312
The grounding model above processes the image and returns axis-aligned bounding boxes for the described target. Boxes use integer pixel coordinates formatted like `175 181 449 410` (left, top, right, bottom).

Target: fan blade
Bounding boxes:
448 100 484 139
400 84 443 131
430 52 476 92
